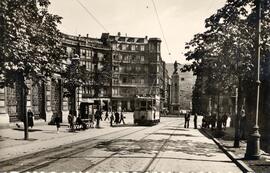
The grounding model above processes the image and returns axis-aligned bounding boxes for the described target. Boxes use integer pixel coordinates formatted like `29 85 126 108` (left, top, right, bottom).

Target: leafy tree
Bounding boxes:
92 53 112 98
61 54 89 116
0 0 64 139
183 0 270 137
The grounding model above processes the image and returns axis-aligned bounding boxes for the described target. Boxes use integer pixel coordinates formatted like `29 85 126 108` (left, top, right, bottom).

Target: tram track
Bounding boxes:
142 122 180 172
82 121 184 172
1 119 177 172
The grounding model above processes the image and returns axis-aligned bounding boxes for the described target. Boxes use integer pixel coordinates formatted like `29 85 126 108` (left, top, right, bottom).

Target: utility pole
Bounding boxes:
245 0 262 160
233 87 239 147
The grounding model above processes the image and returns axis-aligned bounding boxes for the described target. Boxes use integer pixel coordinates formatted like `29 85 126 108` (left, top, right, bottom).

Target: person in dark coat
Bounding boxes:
54 114 61 133
27 109 34 128
184 113 190 128
119 111 125 125
221 113 228 129
210 114 217 130
114 111 120 124
194 113 198 129
95 109 102 128
104 111 109 121
110 113 114 127
68 112 74 131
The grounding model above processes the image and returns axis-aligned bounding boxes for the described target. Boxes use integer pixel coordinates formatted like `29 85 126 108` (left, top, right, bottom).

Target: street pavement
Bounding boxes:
0 113 243 172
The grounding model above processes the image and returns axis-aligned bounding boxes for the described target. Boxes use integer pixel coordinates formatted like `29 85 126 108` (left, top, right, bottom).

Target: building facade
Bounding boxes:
0 32 170 127
100 33 166 111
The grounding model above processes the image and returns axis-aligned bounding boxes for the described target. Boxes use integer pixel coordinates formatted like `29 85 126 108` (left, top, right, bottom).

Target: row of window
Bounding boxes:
80 49 105 61
113 78 146 85
112 44 145 51
113 54 145 62
112 88 149 96
80 61 104 71
82 87 108 96
113 65 148 73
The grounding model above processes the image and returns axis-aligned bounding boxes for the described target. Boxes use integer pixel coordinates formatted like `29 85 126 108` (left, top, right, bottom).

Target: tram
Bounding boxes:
133 95 160 125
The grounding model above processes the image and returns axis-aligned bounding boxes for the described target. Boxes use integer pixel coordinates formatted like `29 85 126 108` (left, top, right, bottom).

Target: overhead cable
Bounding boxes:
75 0 109 32
151 0 171 55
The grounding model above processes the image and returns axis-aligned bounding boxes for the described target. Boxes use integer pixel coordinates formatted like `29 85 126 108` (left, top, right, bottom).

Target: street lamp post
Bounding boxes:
233 87 240 148
71 54 80 118
245 0 262 160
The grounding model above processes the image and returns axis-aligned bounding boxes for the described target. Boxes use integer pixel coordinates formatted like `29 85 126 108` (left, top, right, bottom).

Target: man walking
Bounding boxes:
95 108 102 128
184 113 190 128
110 113 114 127
194 113 198 129
104 111 109 121
119 111 125 125
114 111 120 124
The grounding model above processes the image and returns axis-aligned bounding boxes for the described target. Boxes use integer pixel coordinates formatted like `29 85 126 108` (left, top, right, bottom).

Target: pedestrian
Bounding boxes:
54 114 61 133
95 108 101 128
184 113 190 128
68 111 74 131
114 111 120 124
240 109 247 140
211 114 217 130
221 113 228 129
119 111 125 125
104 111 109 121
202 114 207 128
27 109 34 128
194 113 197 129
110 113 114 127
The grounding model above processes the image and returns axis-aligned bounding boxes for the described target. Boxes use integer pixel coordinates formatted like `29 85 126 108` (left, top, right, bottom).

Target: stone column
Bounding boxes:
62 84 69 123
26 80 32 112
45 78 53 122
0 88 9 127
76 86 82 116
171 73 180 114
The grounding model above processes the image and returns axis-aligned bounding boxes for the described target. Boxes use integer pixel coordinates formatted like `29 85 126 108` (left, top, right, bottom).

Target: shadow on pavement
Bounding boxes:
149 132 197 137
111 124 136 127
161 128 189 131
14 138 37 141
12 128 43 132
94 138 222 157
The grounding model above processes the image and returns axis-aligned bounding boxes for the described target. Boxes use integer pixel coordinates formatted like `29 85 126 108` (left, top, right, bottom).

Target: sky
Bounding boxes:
49 0 227 64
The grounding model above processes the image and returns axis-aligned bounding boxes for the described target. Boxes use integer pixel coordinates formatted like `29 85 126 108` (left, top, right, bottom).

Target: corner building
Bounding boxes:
63 32 167 113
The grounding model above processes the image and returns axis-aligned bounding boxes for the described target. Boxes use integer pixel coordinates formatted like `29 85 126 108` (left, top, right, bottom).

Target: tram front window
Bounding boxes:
147 101 152 110
140 101 147 111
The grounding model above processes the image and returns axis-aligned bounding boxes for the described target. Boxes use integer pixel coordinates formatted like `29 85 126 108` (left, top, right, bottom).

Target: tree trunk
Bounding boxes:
234 78 243 147
18 72 28 140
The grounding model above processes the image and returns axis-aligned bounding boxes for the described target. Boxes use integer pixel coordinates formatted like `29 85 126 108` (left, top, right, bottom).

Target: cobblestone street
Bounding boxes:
0 115 242 172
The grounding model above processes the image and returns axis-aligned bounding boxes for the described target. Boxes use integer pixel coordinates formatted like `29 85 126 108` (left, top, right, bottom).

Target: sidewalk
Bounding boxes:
0 118 132 162
202 127 270 173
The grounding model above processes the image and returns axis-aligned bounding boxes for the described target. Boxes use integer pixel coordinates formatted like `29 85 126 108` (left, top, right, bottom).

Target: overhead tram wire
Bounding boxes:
75 0 109 33
150 0 171 56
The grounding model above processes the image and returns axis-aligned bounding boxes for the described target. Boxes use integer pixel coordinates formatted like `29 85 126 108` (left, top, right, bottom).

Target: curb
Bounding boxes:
201 128 255 173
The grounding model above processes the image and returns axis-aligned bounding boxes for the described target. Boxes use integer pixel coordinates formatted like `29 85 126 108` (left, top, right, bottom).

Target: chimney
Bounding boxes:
117 32 121 36
86 34 89 38
145 36 148 39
